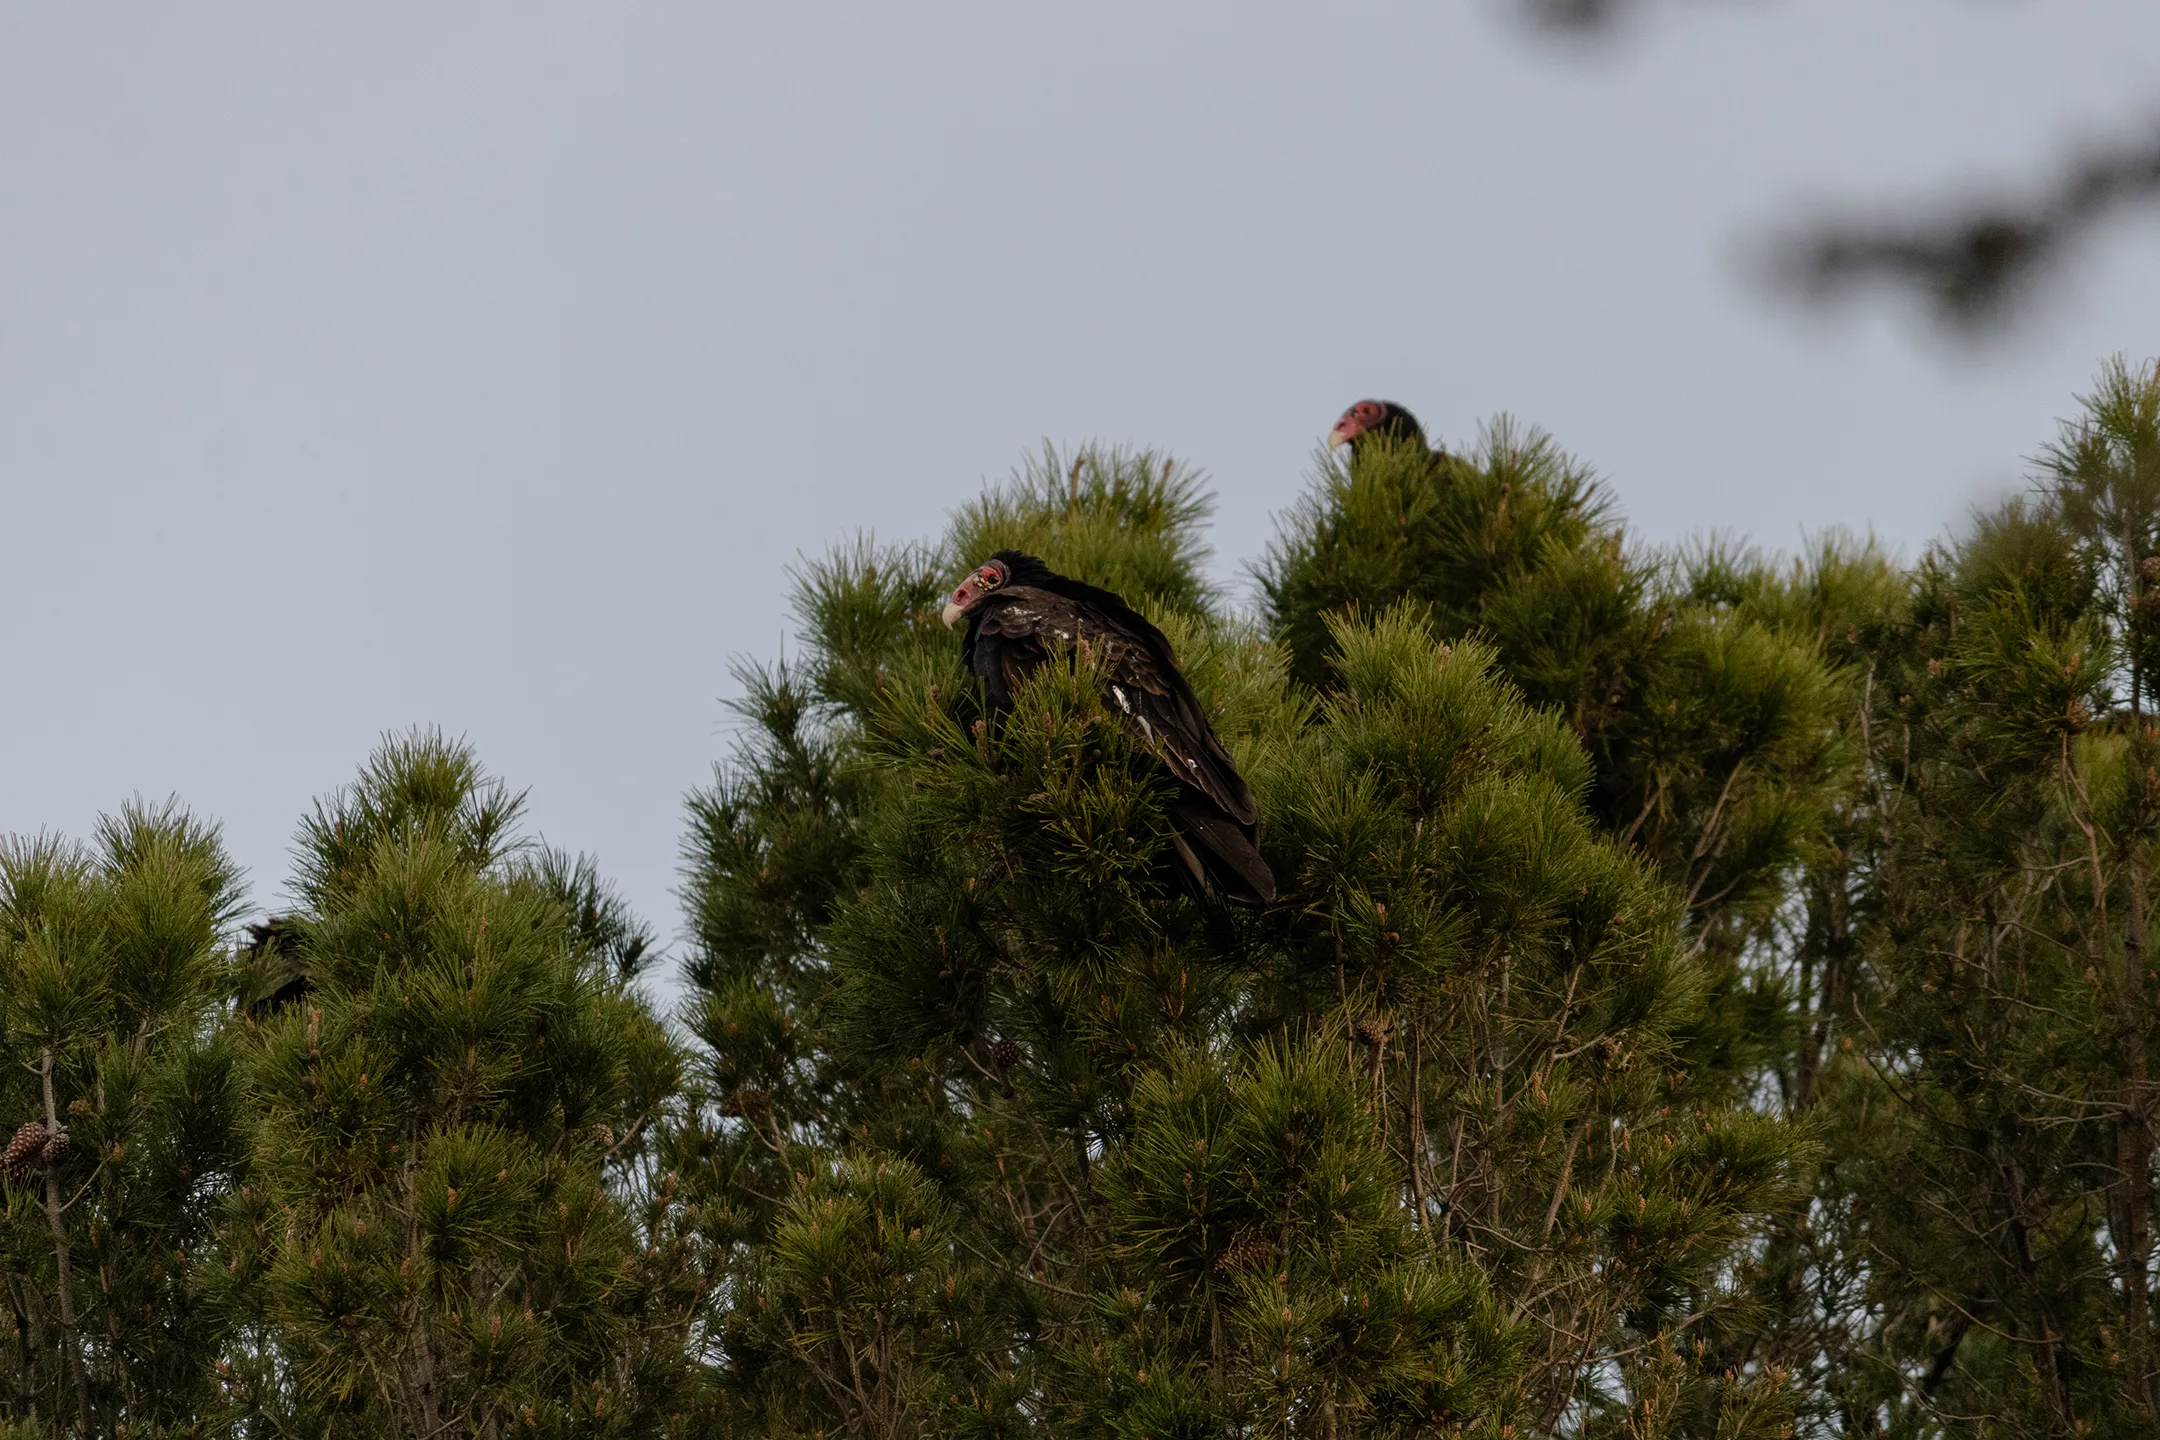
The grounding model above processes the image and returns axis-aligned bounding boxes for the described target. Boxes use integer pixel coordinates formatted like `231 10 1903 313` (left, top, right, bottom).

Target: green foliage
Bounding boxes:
1079 1038 1524 1438
20 362 2160 1439
207 732 688 1437
2043 354 2160 710
948 442 1219 621
670 440 1813 1437
1260 420 1620 708
1719 355 2160 1439
0 800 247 1436
1852 493 2159 1433
1259 421 1853 971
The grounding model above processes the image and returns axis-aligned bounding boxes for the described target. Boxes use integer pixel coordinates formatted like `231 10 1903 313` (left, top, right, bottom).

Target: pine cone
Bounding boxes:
1216 1228 1276 1274
1352 1013 1392 1048
3 1120 49 1180
39 1129 71 1168
989 1039 1022 1070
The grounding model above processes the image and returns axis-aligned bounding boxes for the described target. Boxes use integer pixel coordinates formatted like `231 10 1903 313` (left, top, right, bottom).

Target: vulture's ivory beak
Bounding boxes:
1327 422 1355 449
941 600 966 628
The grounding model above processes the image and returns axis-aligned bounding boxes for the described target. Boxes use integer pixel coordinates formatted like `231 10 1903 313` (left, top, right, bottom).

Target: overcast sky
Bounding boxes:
5 1 2160 991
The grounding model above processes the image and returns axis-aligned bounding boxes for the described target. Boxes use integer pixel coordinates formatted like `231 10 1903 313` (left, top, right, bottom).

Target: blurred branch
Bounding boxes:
1511 0 2155 329
1521 0 1635 27
1516 0 1715 33
1773 127 2160 327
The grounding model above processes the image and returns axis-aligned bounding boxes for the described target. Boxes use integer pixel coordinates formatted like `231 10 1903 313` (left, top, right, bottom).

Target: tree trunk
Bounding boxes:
38 1051 90 1435
1408 1028 1429 1236
404 1144 444 1434
2119 856 2156 1416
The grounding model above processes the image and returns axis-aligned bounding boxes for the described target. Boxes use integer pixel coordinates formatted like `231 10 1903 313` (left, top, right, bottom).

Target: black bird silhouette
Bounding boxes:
238 916 312 1021
942 551 1275 906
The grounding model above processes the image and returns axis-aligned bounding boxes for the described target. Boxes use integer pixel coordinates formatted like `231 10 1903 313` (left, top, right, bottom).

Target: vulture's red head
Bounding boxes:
1328 399 1427 451
942 556 1013 628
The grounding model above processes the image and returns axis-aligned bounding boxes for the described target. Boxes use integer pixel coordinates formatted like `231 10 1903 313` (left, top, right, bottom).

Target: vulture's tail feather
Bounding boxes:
1169 796 1276 907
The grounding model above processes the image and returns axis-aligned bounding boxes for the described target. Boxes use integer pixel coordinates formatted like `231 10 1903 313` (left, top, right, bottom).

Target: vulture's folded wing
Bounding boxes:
974 587 1258 828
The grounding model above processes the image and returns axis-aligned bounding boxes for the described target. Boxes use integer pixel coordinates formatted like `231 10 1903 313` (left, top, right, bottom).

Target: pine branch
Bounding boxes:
1779 127 2160 327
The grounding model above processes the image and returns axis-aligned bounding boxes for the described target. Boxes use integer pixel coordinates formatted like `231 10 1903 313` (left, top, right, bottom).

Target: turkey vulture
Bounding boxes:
238 916 312 1021
1327 399 1429 453
942 551 1275 906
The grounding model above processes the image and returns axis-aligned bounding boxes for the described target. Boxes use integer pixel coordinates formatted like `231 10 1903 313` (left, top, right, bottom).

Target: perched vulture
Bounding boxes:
1327 399 1430 455
942 551 1275 906
239 916 313 1020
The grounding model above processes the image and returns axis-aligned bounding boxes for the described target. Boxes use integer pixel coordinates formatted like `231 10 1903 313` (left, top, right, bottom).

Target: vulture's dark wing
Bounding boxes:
239 917 313 1019
968 586 1257 828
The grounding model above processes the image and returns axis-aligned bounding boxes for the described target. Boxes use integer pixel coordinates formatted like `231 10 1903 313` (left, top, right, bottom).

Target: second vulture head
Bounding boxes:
1328 399 1427 452
942 550 1042 628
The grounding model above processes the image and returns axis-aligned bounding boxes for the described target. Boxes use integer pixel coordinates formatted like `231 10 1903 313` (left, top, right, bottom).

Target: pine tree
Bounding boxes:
1258 421 1850 969
34 372 2160 1437
1777 358 2160 1436
1651 533 1909 1438
673 443 1813 1436
0 800 248 1437
202 732 689 1436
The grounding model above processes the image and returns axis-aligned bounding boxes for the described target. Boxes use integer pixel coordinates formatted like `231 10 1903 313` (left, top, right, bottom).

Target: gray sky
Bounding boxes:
5 1 2160 989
